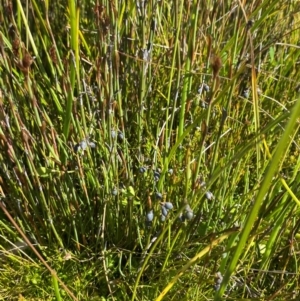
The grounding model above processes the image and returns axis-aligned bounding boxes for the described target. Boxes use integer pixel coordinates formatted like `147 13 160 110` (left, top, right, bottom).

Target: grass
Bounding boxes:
0 0 300 300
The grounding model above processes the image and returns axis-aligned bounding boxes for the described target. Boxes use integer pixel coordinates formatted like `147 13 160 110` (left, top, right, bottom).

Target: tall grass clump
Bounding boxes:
0 0 300 300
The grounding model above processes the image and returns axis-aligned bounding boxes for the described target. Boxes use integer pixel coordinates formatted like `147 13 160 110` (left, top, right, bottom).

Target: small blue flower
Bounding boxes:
153 170 160 177
155 192 162 200
161 206 168 217
198 83 210 94
139 166 147 173
185 211 194 220
79 140 88 150
205 191 214 200
203 83 210 92
153 170 160 181
164 202 173 210
184 204 194 220
111 130 116 139
73 143 81 152
88 141 96 148
242 88 250 99
118 131 124 141
146 210 154 222
74 139 96 153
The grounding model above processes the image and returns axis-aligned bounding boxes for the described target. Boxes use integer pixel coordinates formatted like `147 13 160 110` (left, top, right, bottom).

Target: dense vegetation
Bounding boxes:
0 0 300 300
